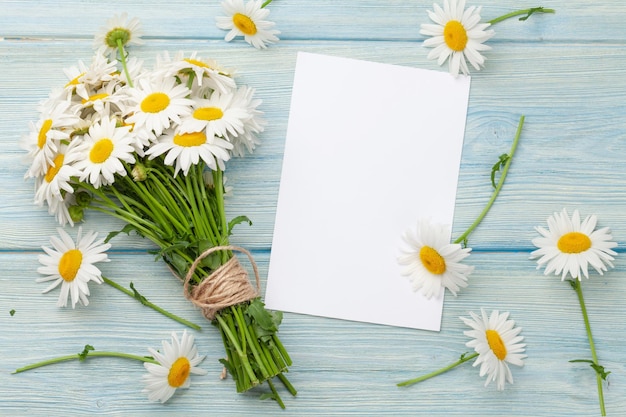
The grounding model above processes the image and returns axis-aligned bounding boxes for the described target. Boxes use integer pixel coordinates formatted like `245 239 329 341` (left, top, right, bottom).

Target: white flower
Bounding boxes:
36 227 111 308
530 208 618 280
420 0 494 76
125 76 194 138
145 128 232 176
227 85 265 156
63 52 119 97
461 309 526 390
34 143 81 207
143 330 207 403
216 0 280 49
156 51 236 94
71 117 136 188
94 12 144 57
22 100 79 178
398 219 474 298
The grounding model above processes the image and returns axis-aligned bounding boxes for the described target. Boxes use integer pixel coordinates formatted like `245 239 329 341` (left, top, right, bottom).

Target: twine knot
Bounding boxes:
182 245 260 321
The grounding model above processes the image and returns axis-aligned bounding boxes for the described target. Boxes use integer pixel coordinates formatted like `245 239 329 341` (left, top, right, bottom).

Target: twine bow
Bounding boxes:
182 245 260 321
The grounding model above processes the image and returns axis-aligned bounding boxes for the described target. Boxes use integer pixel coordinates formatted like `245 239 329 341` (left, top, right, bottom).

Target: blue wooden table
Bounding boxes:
2 1 625 415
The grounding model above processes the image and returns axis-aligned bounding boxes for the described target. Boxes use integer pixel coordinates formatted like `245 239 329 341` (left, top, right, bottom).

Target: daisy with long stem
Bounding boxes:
420 1 555 76
13 331 207 404
398 309 526 390
398 115 524 299
531 209 617 416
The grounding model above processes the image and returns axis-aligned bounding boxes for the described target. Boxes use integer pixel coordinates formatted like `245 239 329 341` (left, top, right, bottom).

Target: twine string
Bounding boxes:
182 245 261 320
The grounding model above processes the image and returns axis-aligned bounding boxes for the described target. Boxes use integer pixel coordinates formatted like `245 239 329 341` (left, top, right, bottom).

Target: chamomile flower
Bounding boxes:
530 208 618 280
125 77 194 138
36 227 111 308
34 143 81 207
142 330 207 403
216 0 280 49
145 128 233 176
94 12 144 57
461 309 526 390
420 0 494 77
22 100 80 178
157 51 236 94
71 117 136 188
398 219 474 298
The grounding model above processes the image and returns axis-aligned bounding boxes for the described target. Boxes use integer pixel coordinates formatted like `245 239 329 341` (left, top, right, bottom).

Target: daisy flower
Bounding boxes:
36 227 111 308
22 100 79 178
216 0 280 49
156 51 236 94
420 0 495 77
145 128 233 176
71 117 137 188
461 309 526 390
33 143 81 207
530 208 618 280
94 12 144 57
142 330 207 403
398 219 474 298
125 76 194 138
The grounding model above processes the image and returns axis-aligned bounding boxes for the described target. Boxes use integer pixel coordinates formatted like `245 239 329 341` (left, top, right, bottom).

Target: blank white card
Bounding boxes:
265 52 470 331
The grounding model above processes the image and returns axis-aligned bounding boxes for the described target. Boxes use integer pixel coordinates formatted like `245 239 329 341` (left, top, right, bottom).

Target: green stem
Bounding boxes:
397 352 478 387
116 38 133 87
261 0 273 8
488 7 555 25
13 350 157 374
267 378 285 409
277 373 298 396
453 115 524 245
215 313 259 387
102 276 201 330
571 280 606 416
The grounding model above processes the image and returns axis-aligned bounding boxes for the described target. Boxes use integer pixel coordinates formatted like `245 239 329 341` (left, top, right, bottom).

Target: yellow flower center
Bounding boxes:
173 131 207 147
82 93 109 104
168 357 191 388
486 329 507 360
44 154 65 183
141 92 170 113
89 138 114 163
184 58 210 69
444 20 468 51
38 119 53 149
233 13 257 35
58 249 83 282
557 232 592 254
193 107 224 121
419 246 447 275
65 72 85 87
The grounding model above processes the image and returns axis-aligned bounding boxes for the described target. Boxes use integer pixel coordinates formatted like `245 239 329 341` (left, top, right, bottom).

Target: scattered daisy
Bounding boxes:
530 208 618 280
216 0 280 49
125 76 194 138
461 309 526 390
94 12 144 57
398 219 474 298
71 117 137 188
145 128 233 175
420 0 495 76
36 227 111 308
142 330 207 403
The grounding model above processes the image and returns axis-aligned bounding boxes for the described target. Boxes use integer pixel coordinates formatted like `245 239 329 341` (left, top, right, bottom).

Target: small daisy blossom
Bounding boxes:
33 142 82 207
145 128 233 176
125 76 194 138
143 330 207 403
530 208 618 280
94 12 144 57
420 0 495 76
461 309 526 390
36 227 111 308
71 117 137 188
398 219 474 298
216 0 280 49
156 51 237 94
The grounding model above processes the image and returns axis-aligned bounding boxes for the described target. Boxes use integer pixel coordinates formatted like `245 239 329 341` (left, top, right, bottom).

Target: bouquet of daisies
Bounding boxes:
22 13 295 407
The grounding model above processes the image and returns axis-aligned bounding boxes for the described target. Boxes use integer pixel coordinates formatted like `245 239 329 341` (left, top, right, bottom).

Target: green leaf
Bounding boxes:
9 309 15 316
519 7 550 21
228 215 252 236
105 224 139 243
219 358 236 380
569 359 612 380
248 299 280 333
129 282 149 306
490 153 510 188
78 345 95 361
